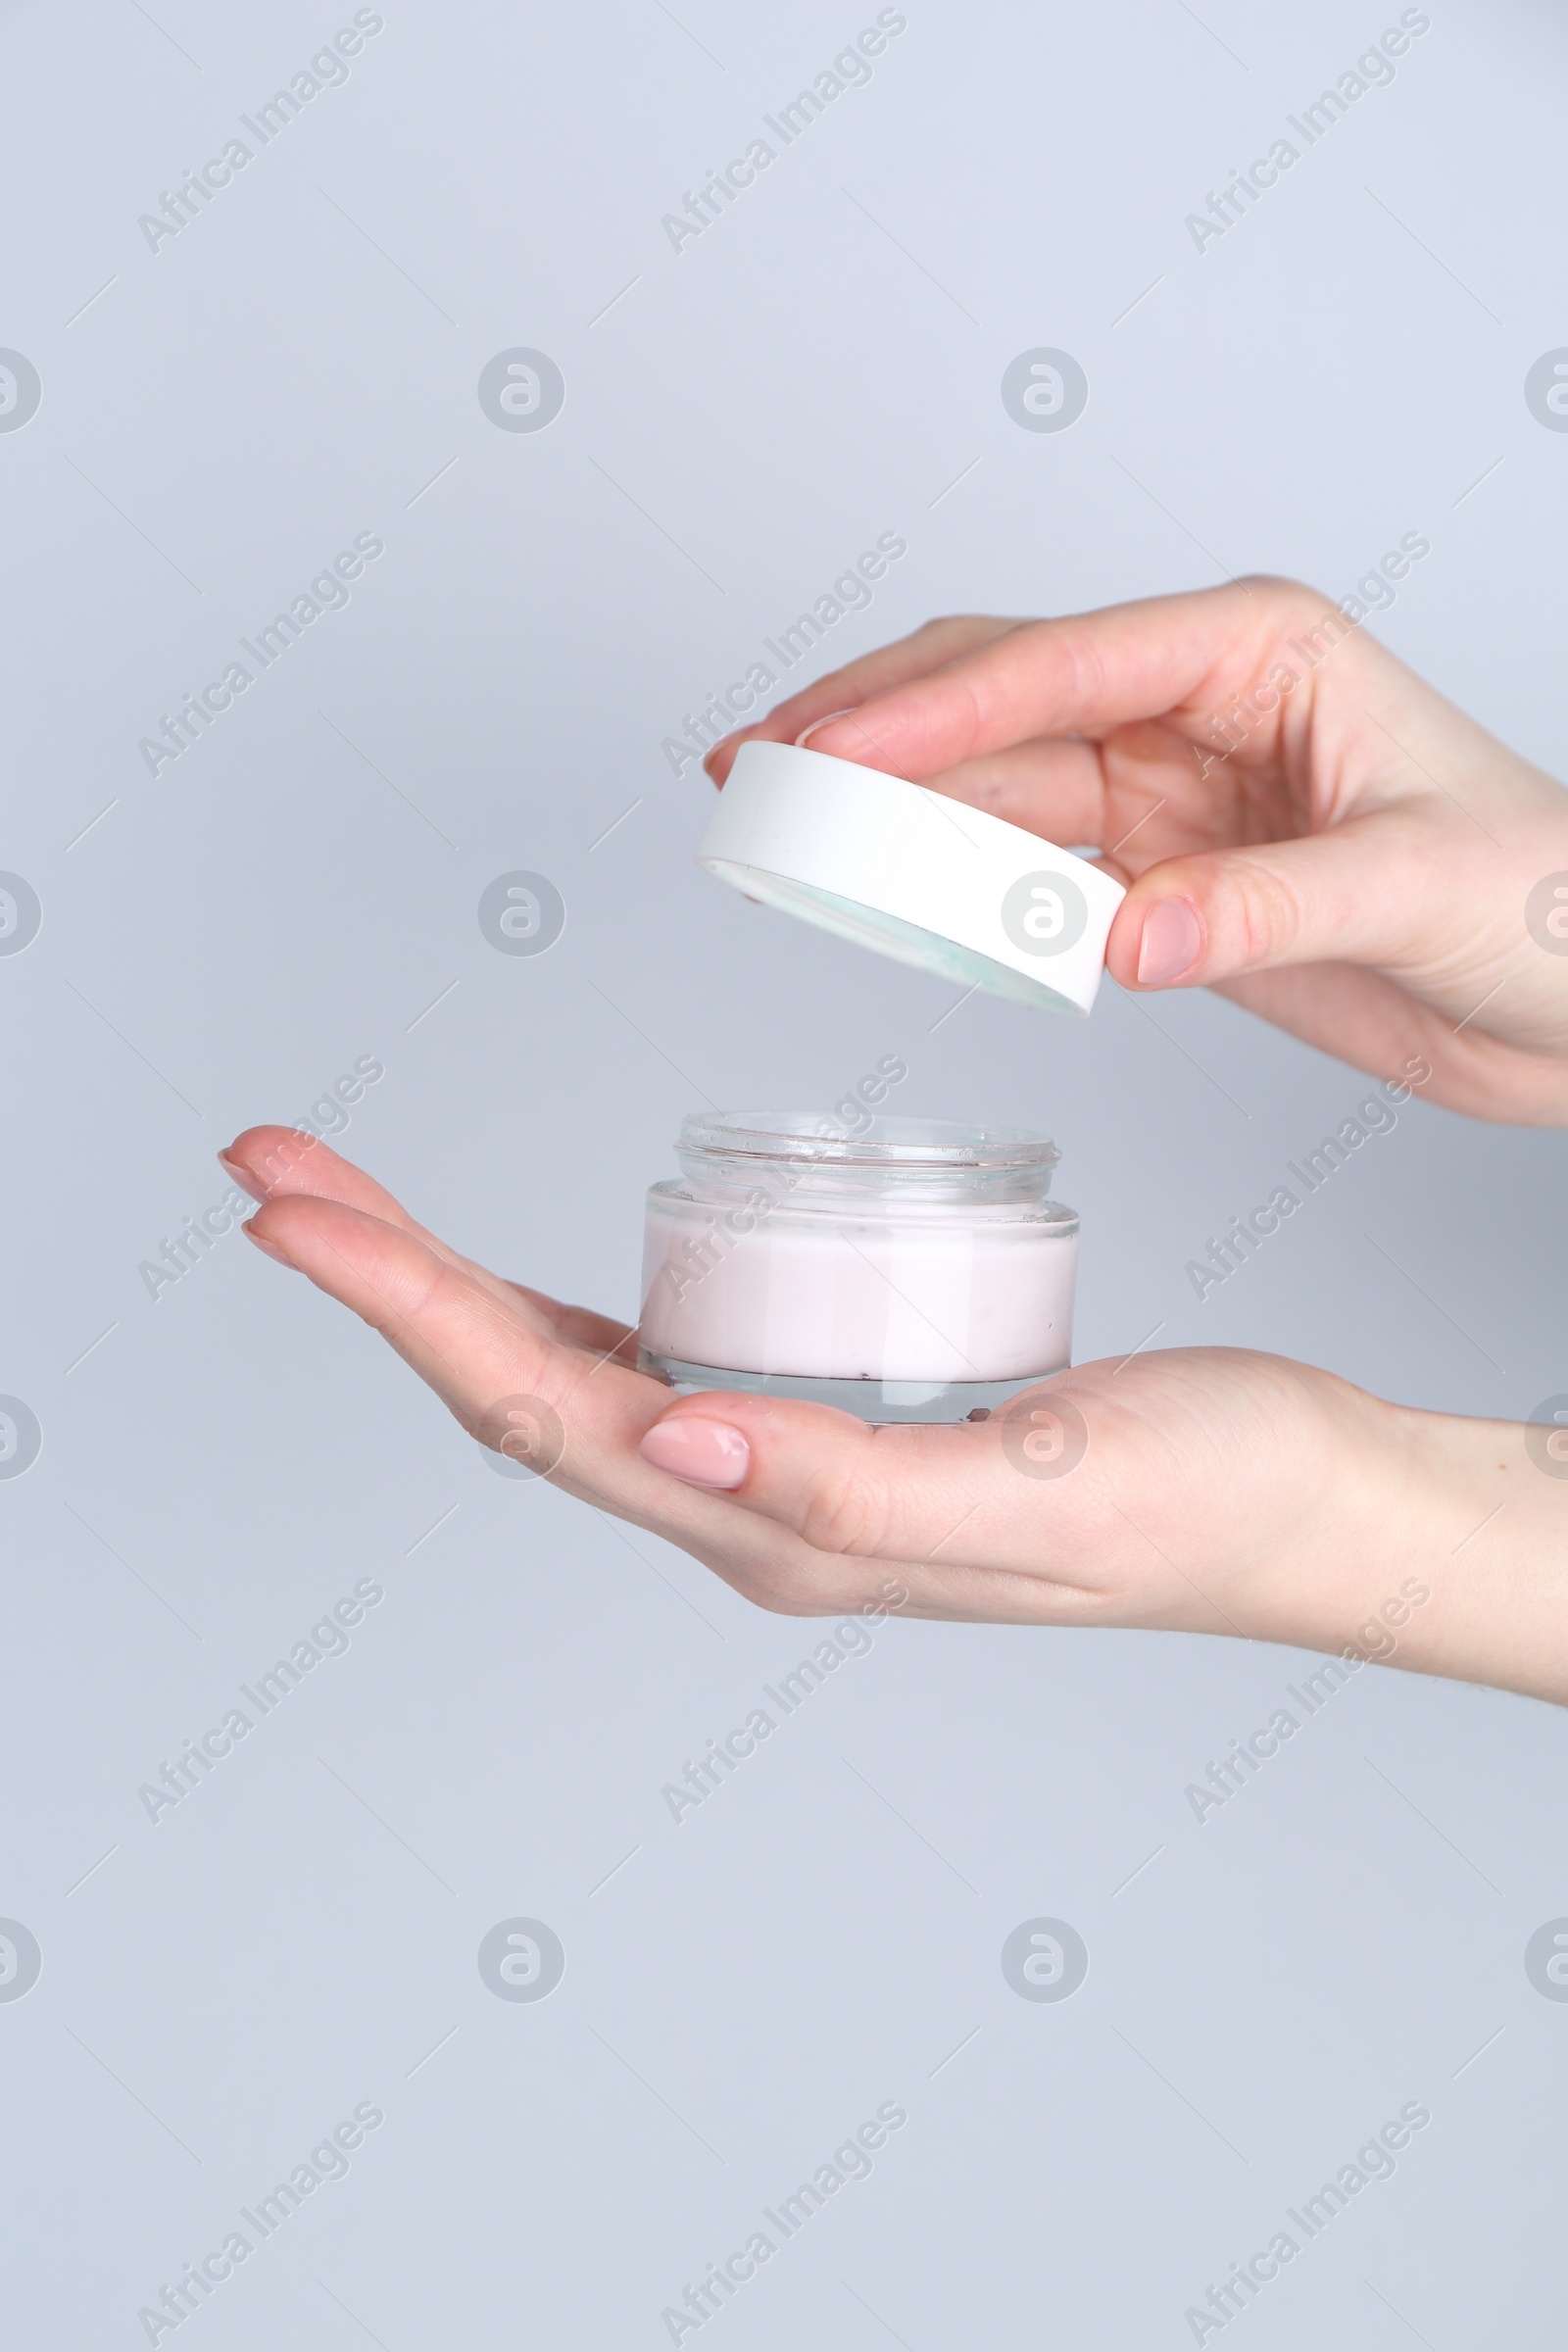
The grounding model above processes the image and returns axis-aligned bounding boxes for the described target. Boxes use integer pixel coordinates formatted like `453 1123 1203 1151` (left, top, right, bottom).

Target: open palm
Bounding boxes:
223 1126 1451 1665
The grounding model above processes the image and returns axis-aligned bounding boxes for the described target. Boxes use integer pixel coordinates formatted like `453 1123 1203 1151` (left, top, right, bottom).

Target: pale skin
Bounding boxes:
228 579 1568 1704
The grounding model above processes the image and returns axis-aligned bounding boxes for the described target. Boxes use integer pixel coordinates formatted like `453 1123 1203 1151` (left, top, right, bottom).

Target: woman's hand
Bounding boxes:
703 581 1568 1125
220 1129 1568 1703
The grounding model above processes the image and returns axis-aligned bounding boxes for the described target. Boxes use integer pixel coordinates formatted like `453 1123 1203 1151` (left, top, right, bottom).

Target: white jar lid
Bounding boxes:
696 740 1125 1017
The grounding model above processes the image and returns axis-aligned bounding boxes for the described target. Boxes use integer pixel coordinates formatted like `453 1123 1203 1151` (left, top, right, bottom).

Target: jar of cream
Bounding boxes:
638 1112 1077 1423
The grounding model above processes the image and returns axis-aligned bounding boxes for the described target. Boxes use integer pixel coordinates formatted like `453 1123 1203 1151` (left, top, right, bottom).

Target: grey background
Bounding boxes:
3 1 1566 2344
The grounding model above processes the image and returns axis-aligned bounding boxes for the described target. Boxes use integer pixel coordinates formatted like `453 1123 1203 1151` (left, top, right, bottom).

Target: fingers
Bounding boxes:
508 1283 640 1368
714 581 1304 787
909 736 1109 845
225 1125 438 1230
703 616 1020 784
243 1192 713 1522
696 571 1549 1014
223 1127 634 1350
246 1191 568 1430
231 1138 1243 1629
1108 803 1508 993
632 1355 1384 1645
238 1187 954 1619
233 1163 1378 1638
636 1386 1119 1607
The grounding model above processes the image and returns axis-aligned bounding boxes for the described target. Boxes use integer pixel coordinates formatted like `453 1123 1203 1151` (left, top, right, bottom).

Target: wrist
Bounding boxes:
1388 1404 1568 1701
1288 1393 1568 1703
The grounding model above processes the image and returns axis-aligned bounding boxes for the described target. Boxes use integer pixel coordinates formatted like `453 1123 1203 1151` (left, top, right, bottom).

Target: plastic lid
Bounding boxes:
696 740 1125 1016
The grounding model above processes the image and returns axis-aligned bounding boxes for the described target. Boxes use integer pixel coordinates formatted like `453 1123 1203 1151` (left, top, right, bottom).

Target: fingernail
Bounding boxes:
797 707 860 749
640 1416 750 1490
1137 896 1202 985
704 728 748 781
242 1220 298 1270
219 1149 266 1201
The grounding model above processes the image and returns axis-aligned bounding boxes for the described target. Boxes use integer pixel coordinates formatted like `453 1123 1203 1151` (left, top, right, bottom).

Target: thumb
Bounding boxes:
1108 811 1449 990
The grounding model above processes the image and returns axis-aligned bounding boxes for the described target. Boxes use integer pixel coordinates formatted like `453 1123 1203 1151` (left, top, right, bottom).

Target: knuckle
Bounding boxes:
1230 855 1305 962
1232 569 1301 601
1054 620 1108 717
798 1461 892 1558
1234 570 1319 614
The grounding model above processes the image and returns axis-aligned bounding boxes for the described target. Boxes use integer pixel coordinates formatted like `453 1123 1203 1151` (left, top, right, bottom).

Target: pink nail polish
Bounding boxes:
1137 897 1202 985
219 1151 267 1201
640 1417 751 1490
242 1221 298 1270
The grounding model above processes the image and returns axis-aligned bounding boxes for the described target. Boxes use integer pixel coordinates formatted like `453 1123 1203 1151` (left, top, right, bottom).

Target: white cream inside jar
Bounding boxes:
638 1112 1077 1423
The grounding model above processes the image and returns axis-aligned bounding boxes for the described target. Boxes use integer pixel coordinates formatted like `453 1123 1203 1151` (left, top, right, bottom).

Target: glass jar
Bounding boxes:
638 1111 1078 1423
